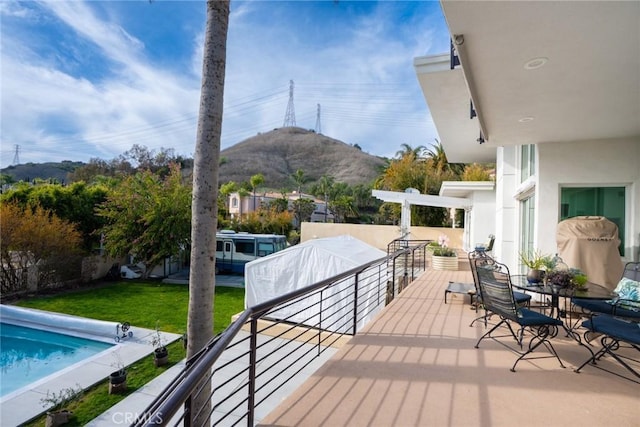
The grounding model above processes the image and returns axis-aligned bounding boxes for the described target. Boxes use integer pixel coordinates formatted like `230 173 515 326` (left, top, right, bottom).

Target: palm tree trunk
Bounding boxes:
187 0 229 423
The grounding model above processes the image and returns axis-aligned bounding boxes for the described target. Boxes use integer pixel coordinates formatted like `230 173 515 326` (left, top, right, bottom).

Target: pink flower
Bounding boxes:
438 234 450 248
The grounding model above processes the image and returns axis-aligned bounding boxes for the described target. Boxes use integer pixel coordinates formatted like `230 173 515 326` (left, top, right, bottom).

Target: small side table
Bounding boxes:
444 281 476 305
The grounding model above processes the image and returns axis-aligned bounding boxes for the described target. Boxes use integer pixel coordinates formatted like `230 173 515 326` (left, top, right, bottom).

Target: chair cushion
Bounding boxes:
517 308 562 327
581 315 640 345
572 297 640 319
513 291 532 303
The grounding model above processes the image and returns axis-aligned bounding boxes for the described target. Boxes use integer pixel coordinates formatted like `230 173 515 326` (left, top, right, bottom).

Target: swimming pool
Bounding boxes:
0 323 113 396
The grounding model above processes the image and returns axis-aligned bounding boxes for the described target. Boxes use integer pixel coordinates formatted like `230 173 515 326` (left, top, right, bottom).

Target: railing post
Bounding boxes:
248 317 258 426
318 288 323 356
353 272 360 334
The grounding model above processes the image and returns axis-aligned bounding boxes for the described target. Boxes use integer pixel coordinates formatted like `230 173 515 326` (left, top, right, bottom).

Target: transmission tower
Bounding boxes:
282 80 296 127
12 144 20 165
315 104 322 134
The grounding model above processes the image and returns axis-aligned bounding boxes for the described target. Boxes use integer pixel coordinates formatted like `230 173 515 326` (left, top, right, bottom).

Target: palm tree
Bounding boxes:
187 1 229 422
291 169 306 198
250 173 265 211
316 175 335 222
395 143 426 160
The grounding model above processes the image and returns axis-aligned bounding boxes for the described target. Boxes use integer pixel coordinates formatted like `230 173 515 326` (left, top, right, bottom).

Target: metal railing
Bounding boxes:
134 241 429 426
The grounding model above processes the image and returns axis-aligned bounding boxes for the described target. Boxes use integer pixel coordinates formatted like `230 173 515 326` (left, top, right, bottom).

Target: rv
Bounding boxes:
215 231 287 274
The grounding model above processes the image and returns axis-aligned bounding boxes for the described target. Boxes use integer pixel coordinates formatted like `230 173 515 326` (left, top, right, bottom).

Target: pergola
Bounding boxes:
372 189 473 248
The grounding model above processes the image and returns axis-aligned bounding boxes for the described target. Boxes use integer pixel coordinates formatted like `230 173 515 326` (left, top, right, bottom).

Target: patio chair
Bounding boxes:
574 313 640 383
467 251 531 327
473 260 565 372
571 262 640 325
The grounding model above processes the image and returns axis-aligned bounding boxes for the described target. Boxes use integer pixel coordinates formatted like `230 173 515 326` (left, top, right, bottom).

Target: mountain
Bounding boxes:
1 128 388 189
218 127 387 188
0 161 84 184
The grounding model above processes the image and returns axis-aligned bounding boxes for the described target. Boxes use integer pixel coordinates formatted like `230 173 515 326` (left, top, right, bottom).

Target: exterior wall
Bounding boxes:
537 137 640 262
468 190 496 251
301 222 464 251
494 146 520 270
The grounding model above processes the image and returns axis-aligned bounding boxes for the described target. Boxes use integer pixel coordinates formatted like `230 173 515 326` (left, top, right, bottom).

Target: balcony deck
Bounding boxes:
261 268 639 426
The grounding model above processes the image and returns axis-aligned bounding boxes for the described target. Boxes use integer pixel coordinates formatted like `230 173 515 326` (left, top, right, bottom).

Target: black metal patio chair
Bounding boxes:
467 251 531 328
571 262 640 327
473 260 565 372
575 313 640 383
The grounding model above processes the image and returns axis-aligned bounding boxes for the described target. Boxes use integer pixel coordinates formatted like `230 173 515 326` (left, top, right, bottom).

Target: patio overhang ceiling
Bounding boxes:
372 189 472 210
415 1 640 163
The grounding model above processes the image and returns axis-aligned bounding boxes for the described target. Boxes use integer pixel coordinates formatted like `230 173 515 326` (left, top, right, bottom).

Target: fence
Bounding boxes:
133 240 429 426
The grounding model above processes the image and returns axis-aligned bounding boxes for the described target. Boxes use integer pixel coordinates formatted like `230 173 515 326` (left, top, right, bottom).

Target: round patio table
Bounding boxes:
511 275 616 319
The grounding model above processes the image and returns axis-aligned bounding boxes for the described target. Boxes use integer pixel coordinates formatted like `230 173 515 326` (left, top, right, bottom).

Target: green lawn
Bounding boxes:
15 280 245 426
16 280 245 334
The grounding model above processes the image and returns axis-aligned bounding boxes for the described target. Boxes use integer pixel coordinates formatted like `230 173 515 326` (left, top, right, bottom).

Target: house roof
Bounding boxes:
415 1 640 163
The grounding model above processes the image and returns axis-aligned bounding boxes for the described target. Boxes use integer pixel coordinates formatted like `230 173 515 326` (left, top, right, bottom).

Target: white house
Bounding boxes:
228 191 334 224
414 1 639 273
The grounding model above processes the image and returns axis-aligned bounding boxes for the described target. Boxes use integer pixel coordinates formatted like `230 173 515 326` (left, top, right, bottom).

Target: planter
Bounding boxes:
154 347 169 367
432 255 458 271
45 410 73 427
109 370 127 395
526 269 545 284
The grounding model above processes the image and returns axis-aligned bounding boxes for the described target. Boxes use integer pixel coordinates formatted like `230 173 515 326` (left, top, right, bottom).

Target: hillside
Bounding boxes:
1 128 388 189
218 127 387 188
1 161 84 184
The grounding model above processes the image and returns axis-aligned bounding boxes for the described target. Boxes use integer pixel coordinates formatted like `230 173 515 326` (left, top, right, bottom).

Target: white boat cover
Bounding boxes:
556 216 624 290
244 235 387 333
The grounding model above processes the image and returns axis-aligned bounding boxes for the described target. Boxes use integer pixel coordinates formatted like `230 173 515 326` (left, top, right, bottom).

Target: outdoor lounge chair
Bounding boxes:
575 313 640 383
571 262 640 323
473 260 565 372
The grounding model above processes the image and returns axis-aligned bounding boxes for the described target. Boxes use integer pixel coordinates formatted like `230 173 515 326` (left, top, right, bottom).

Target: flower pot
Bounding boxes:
45 410 73 427
432 255 458 271
154 347 169 367
526 269 545 284
109 370 127 394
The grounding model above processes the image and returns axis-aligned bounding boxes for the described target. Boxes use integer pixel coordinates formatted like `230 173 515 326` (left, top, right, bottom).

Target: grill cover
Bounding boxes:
556 216 623 290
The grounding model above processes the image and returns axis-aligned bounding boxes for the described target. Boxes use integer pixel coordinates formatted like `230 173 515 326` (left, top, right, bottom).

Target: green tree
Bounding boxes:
250 173 265 211
219 181 238 220
1 202 83 292
291 197 315 228
0 181 109 251
187 1 229 421
291 169 306 197
313 175 335 222
395 143 426 160
330 195 358 223
96 164 191 277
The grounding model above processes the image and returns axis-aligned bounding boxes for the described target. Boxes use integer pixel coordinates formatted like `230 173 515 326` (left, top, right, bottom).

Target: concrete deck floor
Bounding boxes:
261 268 639 427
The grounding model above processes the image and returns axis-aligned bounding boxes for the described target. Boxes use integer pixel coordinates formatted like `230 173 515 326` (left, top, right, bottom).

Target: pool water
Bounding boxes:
0 323 113 397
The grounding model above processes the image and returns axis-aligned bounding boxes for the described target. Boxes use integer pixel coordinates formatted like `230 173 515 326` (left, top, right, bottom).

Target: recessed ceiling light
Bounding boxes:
518 116 534 123
524 57 548 70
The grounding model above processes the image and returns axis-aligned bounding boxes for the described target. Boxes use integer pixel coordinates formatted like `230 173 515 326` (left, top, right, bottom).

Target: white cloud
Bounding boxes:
1 1 446 168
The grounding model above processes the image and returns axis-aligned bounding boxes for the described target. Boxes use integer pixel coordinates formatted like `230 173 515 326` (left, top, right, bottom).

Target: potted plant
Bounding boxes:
109 350 128 394
40 385 83 427
150 320 169 367
428 235 458 271
519 250 553 283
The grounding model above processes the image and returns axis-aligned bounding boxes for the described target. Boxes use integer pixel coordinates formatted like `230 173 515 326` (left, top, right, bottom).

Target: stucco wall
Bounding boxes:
537 137 640 262
300 222 464 251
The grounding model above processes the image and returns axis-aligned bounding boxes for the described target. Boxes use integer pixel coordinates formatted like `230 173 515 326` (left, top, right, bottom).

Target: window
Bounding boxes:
520 144 535 183
216 241 223 251
258 242 274 257
519 195 535 273
560 187 625 255
235 241 255 255
232 198 238 208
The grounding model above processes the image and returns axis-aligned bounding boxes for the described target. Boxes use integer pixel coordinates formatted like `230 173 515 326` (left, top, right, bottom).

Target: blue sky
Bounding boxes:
0 0 450 169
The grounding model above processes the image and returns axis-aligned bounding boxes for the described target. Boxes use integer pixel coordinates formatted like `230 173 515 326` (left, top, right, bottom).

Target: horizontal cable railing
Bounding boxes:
134 241 429 427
